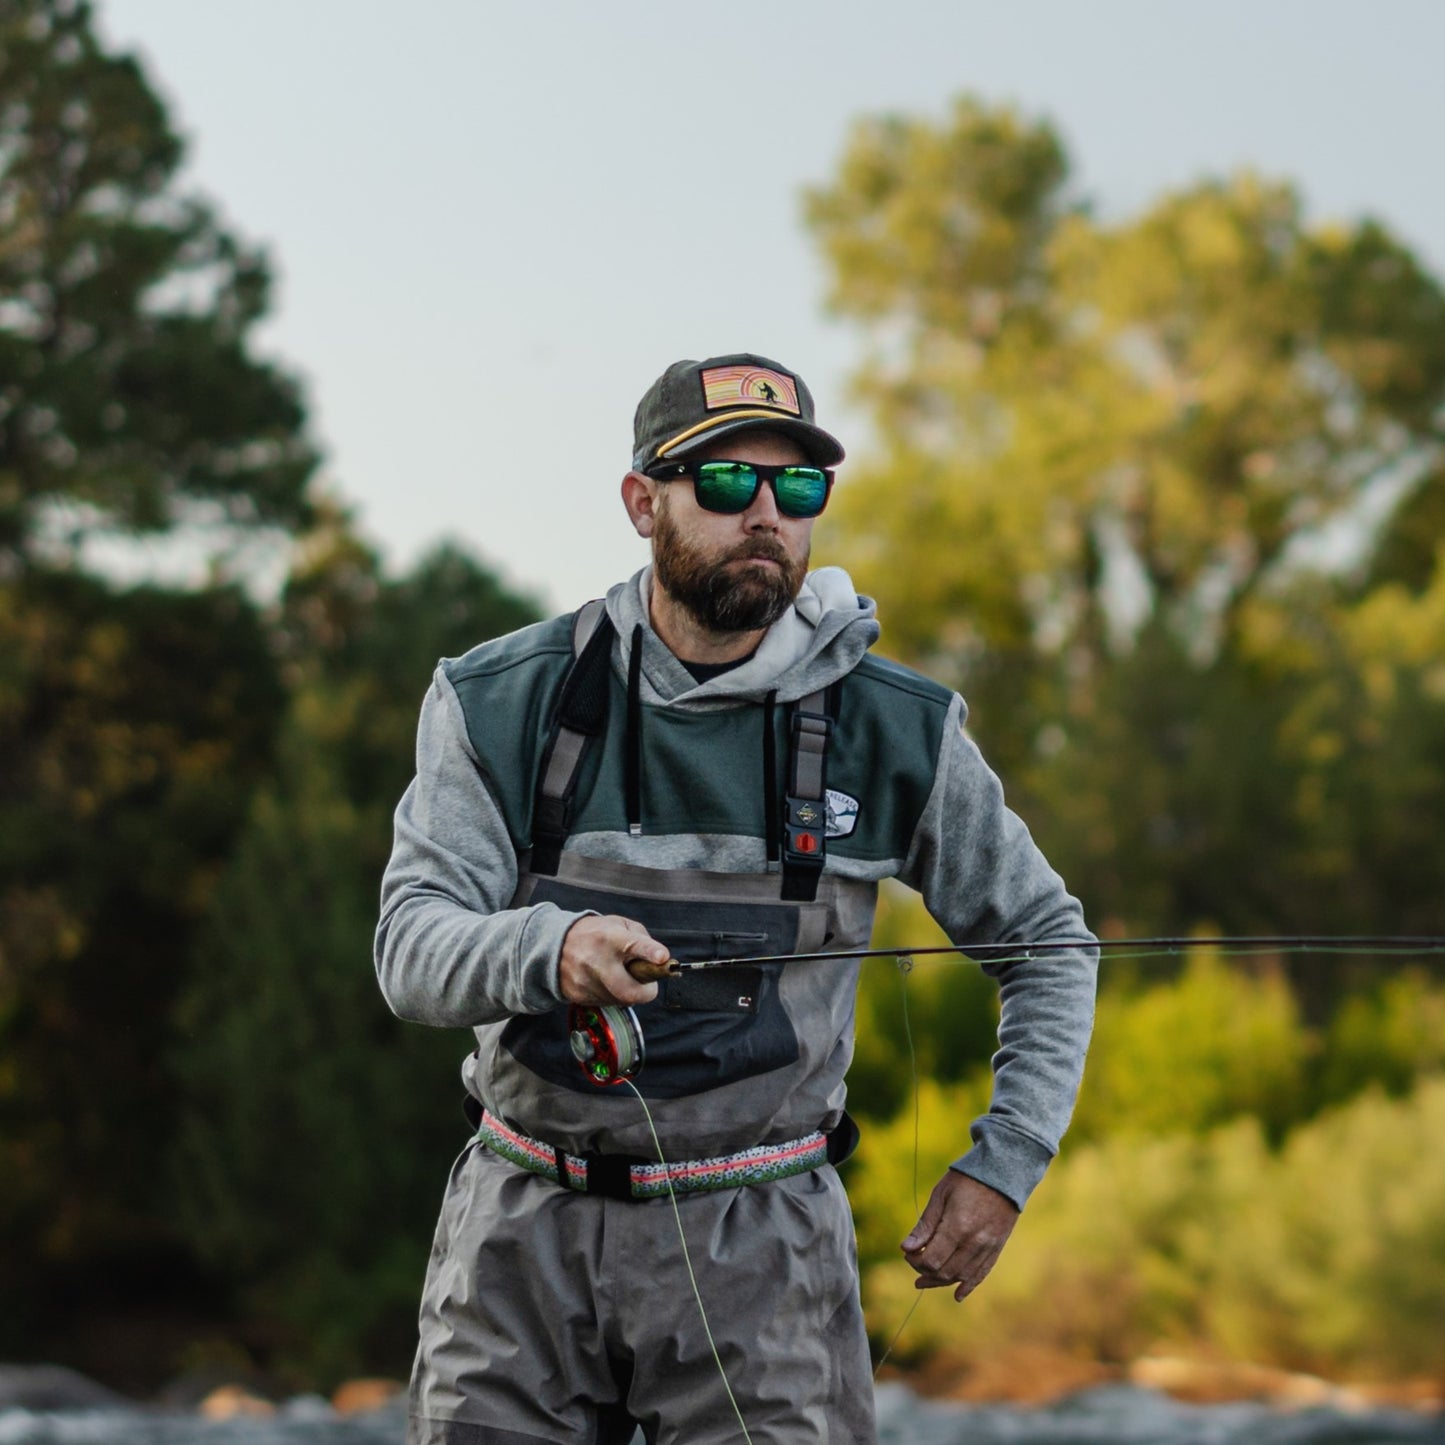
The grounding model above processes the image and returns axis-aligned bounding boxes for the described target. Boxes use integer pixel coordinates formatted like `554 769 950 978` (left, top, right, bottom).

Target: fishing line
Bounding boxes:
873 953 924 1380
605 935 1445 1409
859 934 1445 1375
623 1079 755 1445
898 957 921 1219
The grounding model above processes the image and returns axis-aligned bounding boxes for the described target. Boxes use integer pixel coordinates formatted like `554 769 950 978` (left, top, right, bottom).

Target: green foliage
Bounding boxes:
1318 970 1445 1106
1236 1077 1445 1375
0 0 322 1372
862 1077 1445 1379
847 883 999 1119
806 99 1069 342
0 0 548 1386
804 97 1445 988
0 0 317 566
851 951 1316 1274
168 739 466 1381
169 536 541 1382
5 55 1444 1389
1070 951 1310 1143
0 567 285 1352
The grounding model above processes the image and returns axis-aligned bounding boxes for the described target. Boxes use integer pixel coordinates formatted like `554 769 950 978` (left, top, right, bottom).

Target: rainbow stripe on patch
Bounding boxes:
701 365 800 415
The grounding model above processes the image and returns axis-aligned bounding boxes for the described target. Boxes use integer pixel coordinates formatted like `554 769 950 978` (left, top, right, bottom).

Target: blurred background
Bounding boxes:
2 0 1443 1402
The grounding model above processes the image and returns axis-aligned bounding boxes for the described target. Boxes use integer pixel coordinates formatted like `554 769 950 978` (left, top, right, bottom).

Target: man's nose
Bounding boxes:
743 479 782 529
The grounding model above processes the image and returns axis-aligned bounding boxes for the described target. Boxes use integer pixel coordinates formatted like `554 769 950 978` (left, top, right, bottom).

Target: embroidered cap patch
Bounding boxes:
701 365 801 415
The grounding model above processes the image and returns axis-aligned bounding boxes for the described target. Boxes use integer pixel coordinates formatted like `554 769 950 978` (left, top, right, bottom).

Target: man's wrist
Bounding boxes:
953 1118 1056 1211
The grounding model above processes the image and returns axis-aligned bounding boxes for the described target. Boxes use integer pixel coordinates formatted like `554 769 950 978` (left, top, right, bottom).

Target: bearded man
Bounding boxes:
376 352 1098 1444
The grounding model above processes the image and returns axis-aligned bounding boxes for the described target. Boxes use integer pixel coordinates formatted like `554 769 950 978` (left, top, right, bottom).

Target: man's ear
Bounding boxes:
621 470 659 539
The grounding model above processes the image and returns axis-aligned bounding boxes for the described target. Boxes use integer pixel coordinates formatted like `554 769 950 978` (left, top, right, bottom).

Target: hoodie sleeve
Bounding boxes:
373 666 589 1027
898 694 1098 1209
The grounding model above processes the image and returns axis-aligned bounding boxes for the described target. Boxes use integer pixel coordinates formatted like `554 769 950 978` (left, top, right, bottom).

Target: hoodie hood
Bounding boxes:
605 565 879 708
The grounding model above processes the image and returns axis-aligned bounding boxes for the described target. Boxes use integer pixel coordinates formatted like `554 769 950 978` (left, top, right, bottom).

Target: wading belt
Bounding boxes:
528 601 837 900
475 1107 859 1201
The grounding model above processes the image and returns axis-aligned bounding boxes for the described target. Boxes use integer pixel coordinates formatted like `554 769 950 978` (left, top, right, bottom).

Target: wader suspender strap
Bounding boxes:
781 686 834 902
529 600 614 877
530 602 838 900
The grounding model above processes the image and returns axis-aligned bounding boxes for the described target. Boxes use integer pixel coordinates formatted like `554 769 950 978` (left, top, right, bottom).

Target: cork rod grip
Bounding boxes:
626 957 681 983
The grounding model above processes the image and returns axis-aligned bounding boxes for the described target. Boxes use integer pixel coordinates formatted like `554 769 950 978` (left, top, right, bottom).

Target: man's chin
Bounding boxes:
710 589 794 634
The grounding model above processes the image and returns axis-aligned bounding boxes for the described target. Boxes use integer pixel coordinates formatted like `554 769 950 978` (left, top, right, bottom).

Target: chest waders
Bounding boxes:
469 601 861 1197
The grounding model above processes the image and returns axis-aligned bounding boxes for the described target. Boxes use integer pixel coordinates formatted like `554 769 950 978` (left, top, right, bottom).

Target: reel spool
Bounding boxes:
568 1003 645 1085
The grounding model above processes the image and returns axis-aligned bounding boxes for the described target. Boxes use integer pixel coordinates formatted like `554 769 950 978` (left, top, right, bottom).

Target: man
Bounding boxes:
376 353 1097 1444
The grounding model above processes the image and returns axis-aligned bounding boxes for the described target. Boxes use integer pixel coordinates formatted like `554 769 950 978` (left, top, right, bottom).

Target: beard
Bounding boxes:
652 502 809 635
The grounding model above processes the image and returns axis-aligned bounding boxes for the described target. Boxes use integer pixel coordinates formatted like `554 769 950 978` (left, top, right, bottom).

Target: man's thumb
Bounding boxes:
901 1196 940 1252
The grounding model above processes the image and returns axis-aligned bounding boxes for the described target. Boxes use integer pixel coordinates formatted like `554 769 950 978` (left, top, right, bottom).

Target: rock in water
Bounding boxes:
0 1365 131 1411
332 1379 404 1415
199 1384 275 1419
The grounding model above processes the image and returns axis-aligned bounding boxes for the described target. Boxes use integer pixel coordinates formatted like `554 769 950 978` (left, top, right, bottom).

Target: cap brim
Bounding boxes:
660 415 845 468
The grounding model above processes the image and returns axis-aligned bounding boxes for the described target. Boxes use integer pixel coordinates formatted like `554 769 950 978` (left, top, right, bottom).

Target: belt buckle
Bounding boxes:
583 1152 646 1200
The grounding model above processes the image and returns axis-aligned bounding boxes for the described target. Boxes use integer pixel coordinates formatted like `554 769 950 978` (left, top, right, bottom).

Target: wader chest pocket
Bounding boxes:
506 881 806 1097
656 930 766 1014
662 969 763 1014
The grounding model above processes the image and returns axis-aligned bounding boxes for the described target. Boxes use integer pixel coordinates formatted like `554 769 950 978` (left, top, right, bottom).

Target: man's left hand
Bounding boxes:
900 1169 1019 1302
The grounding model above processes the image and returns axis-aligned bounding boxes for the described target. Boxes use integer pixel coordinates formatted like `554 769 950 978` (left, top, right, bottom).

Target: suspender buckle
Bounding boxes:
783 795 826 864
782 704 832 902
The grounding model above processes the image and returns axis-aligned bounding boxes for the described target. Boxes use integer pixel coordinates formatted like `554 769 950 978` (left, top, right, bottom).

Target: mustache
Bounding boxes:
723 537 791 566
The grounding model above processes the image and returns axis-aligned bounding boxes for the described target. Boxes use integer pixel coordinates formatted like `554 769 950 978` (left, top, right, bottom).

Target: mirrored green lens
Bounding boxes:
693 462 760 513
773 467 829 518
690 461 831 518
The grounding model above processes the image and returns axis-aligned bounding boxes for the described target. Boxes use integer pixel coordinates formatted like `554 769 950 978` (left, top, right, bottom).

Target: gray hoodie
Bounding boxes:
376 565 1097 1207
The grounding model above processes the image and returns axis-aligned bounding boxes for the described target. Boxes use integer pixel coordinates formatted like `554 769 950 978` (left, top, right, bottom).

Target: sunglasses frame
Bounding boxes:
644 459 835 519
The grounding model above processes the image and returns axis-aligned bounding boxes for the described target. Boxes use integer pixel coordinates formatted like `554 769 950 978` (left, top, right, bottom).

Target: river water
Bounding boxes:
3 1386 1443 1445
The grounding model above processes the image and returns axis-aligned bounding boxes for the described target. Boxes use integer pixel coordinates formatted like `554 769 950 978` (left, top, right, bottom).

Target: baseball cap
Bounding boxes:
632 353 845 470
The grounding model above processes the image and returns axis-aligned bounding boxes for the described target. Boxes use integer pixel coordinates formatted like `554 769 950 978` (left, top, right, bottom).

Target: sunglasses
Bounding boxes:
645 459 834 519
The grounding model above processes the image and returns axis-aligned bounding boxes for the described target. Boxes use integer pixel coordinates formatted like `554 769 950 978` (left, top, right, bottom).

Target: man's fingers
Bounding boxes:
904 1232 977 1281
609 967 658 1006
609 919 671 967
912 1271 988 1302
900 1219 933 1254
909 1239 1001 1300
560 914 666 1006
596 948 658 1005
567 968 656 1008
900 1182 946 1253
900 1171 1019 1300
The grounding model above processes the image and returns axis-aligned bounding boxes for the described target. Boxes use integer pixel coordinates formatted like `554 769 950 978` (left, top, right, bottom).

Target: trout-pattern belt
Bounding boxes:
477 1109 829 1199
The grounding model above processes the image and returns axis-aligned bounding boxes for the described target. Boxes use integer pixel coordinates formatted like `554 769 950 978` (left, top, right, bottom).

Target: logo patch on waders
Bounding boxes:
825 790 859 838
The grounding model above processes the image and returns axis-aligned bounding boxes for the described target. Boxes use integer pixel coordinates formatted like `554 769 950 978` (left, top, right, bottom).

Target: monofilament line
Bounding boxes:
624 1079 755 1445
873 952 924 1380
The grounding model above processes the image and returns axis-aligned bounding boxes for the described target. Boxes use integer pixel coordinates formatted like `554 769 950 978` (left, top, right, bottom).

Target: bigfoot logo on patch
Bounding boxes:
700 365 801 415
825 789 860 839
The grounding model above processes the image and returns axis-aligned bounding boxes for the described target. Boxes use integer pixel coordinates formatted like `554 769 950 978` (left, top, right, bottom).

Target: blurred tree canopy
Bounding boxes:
811 99 1445 1384
0 0 542 1385
804 99 1445 992
169 528 539 1380
5 20 1445 1392
0 0 319 1359
0 0 315 570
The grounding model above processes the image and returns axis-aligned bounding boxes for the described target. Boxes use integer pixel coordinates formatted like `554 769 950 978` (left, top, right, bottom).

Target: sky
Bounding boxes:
95 0 1445 615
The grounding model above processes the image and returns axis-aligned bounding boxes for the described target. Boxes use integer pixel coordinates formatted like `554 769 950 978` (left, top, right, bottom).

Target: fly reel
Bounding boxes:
567 1003 645 1085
